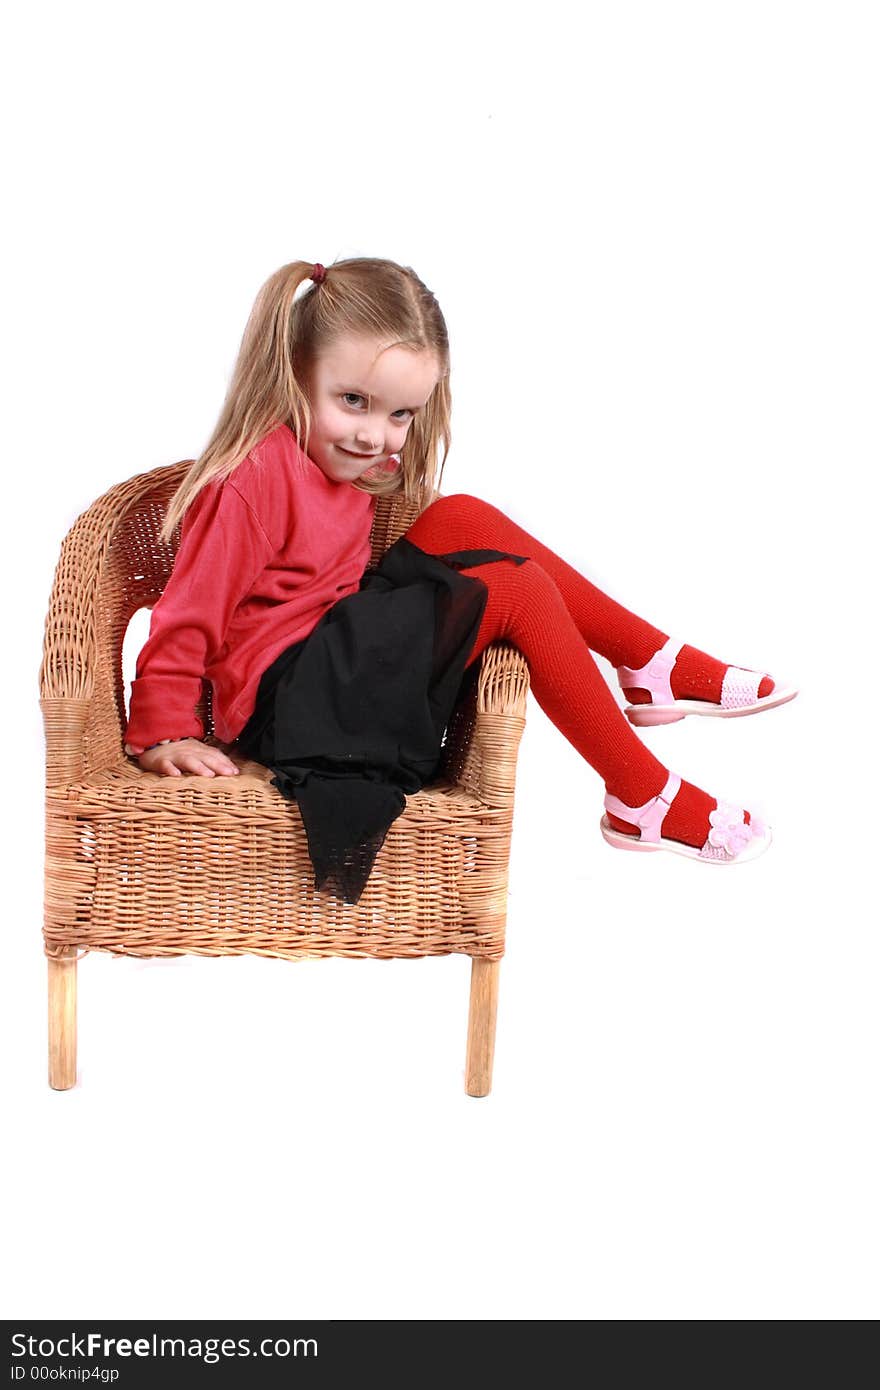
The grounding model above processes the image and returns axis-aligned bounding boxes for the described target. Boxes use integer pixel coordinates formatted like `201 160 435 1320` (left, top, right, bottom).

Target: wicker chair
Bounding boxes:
40 460 530 1095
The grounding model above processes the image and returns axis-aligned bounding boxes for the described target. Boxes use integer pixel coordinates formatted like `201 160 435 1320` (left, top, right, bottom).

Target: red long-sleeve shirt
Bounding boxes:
124 424 390 749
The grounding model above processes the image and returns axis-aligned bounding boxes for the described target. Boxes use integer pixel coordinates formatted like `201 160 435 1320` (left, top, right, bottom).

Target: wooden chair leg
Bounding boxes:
48 947 77 1090
465 957 500 1097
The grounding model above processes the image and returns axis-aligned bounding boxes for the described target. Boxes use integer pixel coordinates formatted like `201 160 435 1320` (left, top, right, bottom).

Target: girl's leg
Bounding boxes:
406 494 775 704
451 554 757 848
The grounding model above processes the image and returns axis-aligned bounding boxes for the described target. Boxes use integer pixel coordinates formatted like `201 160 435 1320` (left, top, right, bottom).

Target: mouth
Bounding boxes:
338 447 381 459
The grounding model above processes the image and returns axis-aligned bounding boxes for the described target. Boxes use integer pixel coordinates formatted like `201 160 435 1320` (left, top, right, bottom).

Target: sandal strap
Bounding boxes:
720 667 764 709
604 771 681 843
616 636 684 705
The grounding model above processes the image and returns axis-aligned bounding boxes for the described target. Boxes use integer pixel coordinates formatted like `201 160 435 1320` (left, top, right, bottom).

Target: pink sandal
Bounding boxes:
601 772 771 864
617 637 798 726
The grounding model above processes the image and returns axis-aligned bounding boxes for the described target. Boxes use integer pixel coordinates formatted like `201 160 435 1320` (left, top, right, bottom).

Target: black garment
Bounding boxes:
236 535 528 905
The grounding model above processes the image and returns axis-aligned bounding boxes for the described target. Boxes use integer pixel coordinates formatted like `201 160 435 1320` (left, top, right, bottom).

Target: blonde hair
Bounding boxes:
158 256 451 545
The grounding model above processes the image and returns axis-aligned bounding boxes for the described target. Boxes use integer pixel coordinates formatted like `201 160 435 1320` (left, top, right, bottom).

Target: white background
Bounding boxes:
3 0 877 1320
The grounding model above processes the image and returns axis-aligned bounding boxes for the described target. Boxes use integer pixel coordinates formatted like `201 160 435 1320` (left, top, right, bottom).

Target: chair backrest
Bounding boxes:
124 460 427 598
41 459 429 756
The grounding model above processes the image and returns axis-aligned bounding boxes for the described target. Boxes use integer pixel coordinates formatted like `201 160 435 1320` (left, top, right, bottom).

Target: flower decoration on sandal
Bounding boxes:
704 801 766 859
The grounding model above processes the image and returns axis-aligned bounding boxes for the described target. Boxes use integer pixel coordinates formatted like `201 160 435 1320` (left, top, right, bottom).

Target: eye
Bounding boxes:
342 392 413 421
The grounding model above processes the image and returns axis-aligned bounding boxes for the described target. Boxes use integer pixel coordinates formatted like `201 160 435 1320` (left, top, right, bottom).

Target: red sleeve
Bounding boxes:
124 477 277 749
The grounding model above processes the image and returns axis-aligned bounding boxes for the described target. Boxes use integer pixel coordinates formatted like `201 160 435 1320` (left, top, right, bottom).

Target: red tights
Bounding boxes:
404 493 744 847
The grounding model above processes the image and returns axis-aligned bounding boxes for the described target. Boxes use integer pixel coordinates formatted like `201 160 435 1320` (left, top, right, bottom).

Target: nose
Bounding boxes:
355 416 380 450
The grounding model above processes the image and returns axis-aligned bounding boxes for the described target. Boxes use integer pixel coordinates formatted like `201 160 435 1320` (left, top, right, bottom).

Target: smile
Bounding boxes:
338 448 380 459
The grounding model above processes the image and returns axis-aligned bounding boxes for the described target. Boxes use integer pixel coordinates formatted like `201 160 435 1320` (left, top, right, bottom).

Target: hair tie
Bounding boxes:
310 263 326 284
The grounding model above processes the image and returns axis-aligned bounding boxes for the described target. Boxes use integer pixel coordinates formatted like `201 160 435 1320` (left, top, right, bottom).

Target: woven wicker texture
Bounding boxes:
40 460 530 964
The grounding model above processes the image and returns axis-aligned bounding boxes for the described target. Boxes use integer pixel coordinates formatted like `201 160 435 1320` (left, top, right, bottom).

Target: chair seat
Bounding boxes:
60 748 492 824
44 751 509 962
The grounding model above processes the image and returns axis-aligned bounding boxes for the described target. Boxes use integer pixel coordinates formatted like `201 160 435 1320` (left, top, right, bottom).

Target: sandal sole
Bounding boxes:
600 814 772 863
625 684 798 727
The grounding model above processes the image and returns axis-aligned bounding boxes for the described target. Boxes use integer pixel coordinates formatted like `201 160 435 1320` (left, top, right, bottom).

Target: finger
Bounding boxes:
200 752 238 775
178 756 215 776
178 756 212 775
157 759 182 777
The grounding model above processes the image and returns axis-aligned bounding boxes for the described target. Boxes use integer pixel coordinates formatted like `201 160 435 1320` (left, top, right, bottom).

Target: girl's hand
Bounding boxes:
125 738 240 778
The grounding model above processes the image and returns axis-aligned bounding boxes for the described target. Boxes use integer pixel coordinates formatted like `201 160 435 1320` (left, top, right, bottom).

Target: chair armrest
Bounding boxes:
441 642 530 807
39 460 193 787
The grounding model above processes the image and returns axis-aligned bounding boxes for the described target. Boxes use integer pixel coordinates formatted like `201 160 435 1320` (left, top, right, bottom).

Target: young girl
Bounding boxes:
123 256 797 904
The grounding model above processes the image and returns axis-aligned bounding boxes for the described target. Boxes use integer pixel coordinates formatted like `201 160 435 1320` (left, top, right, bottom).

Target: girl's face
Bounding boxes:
303 335 441 484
